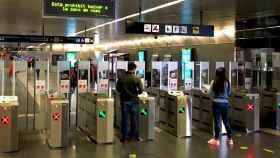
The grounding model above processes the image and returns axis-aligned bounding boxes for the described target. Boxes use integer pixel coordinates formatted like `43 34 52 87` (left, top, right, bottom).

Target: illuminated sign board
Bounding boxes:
65 51 77 68
181 48 191 80
0 34 93 44
126 21 214 37
138 50 145 62
43 0 115 18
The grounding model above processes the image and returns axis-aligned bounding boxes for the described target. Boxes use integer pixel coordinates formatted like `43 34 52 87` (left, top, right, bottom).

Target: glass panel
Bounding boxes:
184 62 194 90
14 61 28 131
200 62 209 89
151 62 161 88
78 61 90 93
97 61 109 94
34 60 48 130
57 61 70 94
0 60 4 95
229 62 238 89
193 62 200 88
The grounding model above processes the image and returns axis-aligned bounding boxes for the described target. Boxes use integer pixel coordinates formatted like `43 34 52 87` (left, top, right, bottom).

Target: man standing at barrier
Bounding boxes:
116 62 144 143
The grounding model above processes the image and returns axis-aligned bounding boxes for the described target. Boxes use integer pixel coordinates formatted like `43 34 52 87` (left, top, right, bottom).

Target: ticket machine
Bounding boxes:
0 96 19 152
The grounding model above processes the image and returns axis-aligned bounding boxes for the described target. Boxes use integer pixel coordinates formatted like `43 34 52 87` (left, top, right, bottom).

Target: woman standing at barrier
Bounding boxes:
208 67 233 146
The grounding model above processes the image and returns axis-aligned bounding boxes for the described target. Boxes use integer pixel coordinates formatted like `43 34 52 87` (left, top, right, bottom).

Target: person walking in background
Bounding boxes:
116 62 144 143
207 67 233 146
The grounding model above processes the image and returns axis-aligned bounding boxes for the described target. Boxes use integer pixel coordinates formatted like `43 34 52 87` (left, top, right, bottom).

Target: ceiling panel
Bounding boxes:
0 0 280 45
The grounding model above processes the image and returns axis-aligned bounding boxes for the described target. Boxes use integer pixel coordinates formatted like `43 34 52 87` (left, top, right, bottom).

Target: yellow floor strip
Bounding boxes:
240 146 248 150
263 148 275 154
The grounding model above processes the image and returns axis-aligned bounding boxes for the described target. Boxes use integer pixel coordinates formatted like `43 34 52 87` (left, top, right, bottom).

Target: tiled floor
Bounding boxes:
0 128 279 158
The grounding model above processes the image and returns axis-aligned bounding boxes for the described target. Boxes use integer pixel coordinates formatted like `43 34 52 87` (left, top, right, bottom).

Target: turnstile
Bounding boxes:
261 91 280 129
78 93 114 144
230 92 260 132
138 94 156 141
0 96 19 152
47 95 69 148
146 88 160 124
160 91 191 138
277 93 280 130
113 90 122 129
159 90 168 130
190 89 227 135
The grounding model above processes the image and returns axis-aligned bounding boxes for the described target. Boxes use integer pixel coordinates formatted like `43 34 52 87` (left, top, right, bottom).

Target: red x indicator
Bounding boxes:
1 116 9 125
247 104 254 112
52 112 61 121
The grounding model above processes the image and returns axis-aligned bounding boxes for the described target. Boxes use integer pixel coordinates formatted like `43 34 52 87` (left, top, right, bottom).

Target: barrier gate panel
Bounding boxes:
48 98 69 148
0 97 19 152
139 96 155 140
14 61 29 131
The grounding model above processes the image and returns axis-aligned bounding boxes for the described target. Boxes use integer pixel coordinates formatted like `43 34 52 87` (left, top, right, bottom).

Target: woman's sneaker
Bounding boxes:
227 139 234 145
207 138 220 146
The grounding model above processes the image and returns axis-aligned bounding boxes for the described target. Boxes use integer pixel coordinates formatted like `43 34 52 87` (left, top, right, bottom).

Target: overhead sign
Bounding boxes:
43 0 115 18
0 34 93 44
126 21 214 37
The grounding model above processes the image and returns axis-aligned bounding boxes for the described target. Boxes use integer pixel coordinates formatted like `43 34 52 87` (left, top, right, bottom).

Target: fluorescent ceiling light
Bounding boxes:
73 0 185 36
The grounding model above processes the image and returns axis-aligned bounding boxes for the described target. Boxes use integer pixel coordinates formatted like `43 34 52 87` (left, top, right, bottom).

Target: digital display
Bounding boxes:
181 48 191 80
65 51 77 68
138 50 145 62
43 0 115 18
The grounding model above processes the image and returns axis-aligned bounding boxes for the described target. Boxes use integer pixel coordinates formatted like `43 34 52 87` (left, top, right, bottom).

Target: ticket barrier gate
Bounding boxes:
159 91 191 137
261 91 280 130
230 92 260 132
159 90 168 130
112 90 121 129
146 88 160 124
138 93 156 141
78 93 114 144
47 95 69 148
0 96 19 152
190 89 227 135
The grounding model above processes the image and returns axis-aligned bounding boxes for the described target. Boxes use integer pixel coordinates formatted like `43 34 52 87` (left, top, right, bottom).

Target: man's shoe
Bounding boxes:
120 137 127 143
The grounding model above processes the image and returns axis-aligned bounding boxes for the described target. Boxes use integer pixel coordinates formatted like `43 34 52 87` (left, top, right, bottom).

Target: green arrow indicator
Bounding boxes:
277 102 280 107
98 111 106 119
178 106 185 114
140 108 148 117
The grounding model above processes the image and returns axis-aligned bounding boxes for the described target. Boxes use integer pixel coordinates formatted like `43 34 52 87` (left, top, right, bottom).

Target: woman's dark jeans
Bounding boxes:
212 102 232 139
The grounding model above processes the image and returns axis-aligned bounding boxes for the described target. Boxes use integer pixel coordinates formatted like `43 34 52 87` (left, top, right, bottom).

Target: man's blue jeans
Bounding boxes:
121 101 139 139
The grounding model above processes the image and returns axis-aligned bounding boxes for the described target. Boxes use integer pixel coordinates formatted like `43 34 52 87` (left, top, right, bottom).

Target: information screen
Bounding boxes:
181 48 191 80
43 0 115 18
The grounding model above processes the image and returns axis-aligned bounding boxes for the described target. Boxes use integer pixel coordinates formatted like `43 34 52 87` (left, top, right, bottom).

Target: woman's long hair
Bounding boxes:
213 67 228 96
